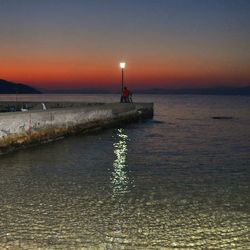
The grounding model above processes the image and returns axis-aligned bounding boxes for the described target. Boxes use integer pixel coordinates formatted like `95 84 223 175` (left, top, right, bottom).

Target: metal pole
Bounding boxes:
121 68 124 93
120 68 124 103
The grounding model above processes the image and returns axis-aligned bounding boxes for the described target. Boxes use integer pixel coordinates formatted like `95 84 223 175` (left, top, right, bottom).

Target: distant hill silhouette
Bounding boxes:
138 86 250 96
41 86 250 95
1 78 249 96
0 79 40 94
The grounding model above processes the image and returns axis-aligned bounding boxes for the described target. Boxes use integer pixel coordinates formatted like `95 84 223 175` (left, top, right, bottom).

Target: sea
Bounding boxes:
0 94 249 249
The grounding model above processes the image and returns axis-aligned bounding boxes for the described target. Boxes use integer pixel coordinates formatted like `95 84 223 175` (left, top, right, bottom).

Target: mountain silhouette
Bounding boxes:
0 79 40 94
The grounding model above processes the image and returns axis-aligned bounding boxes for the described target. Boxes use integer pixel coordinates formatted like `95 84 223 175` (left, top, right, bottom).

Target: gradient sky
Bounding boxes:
0 0 250 90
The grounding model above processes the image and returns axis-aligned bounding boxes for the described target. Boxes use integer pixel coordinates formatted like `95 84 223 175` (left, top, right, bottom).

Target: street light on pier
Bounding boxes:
120 62 126 102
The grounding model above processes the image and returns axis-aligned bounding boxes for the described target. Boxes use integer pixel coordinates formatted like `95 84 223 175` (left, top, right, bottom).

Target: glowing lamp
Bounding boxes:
120 62 126 69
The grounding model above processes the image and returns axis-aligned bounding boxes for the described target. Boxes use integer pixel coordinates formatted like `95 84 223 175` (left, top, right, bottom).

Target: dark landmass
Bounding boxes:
0 79 41 94
44 86 250 96
137 86 250 96
1 78 249 96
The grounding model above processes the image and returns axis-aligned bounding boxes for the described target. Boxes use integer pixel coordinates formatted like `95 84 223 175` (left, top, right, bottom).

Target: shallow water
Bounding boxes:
0 94 250 249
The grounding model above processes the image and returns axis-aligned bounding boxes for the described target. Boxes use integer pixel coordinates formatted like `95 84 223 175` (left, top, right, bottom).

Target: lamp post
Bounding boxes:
120 62 126 95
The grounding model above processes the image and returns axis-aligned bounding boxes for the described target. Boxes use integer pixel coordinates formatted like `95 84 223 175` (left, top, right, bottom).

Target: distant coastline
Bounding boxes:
0 79 40 94
43 86 250 96
1 79 249 96
136 86 250 96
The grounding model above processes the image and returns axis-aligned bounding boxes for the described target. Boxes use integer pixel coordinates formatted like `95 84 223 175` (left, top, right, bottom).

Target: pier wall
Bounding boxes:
0 103 153 154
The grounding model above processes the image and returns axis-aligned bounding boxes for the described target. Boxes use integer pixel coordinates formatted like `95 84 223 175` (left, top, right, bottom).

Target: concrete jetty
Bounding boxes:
0 102 153 154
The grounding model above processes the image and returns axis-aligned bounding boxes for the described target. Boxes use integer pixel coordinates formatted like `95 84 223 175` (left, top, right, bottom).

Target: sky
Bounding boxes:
0 0 250 90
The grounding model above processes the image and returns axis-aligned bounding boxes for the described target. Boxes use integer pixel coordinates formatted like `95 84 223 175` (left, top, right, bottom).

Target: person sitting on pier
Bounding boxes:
121 86 132 103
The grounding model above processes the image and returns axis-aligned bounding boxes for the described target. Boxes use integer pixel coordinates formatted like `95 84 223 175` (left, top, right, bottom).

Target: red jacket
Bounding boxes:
123 88 129 97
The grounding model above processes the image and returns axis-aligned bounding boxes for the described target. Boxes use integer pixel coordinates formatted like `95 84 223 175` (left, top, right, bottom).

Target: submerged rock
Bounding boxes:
212 116 233 120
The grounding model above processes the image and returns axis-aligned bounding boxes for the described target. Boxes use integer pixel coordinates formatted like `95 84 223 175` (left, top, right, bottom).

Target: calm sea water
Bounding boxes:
0 94 249 249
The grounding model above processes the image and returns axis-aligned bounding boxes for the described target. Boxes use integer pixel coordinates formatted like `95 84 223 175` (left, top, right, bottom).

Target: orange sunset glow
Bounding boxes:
0 0 249 90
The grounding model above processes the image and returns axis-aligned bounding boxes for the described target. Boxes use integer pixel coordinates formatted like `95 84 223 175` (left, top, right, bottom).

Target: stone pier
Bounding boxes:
0 102 153 154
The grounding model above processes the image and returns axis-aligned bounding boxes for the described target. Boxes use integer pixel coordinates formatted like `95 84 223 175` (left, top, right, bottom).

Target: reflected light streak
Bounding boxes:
111 128 130 195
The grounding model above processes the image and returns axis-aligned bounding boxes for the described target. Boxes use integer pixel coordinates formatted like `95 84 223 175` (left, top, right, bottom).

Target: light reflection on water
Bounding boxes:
111 128 131 196
0 94 249 249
